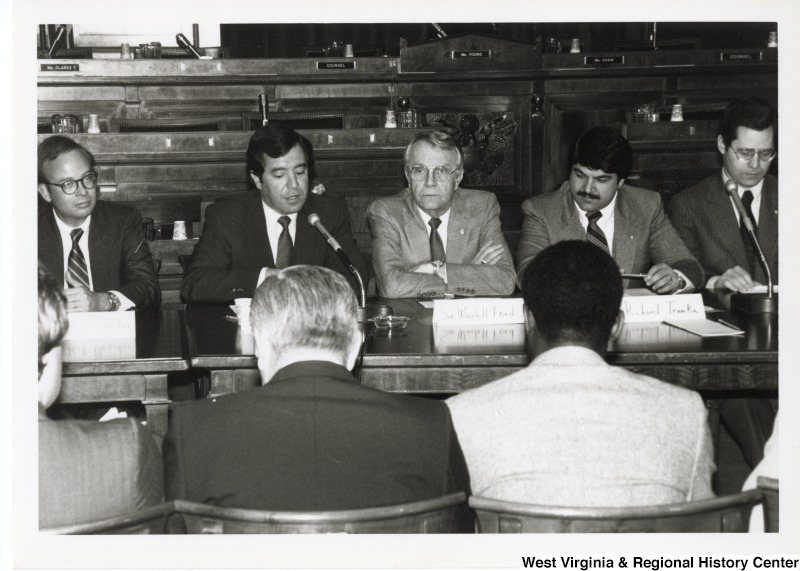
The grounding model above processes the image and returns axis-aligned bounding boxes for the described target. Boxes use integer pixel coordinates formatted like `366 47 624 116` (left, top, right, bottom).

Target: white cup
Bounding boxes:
234 297 252 331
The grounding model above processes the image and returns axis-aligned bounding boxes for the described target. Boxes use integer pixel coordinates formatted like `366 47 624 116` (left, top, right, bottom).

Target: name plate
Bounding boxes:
584 56 625 65
433 324 525 353
316 61 356 70
41 63 80 72
62 338 137 363
432 298 524 325
449 50 492 59
63 311 136 341
620 293 705 323
719 51 763 62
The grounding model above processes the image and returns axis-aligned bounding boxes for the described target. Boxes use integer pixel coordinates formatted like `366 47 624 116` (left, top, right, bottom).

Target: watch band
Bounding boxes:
107 292 120 311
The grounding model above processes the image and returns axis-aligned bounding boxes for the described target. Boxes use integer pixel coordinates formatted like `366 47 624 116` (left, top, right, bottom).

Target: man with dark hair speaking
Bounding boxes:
447 241 715 507
181 123 367 302
166 265 470 512
516 126 703 294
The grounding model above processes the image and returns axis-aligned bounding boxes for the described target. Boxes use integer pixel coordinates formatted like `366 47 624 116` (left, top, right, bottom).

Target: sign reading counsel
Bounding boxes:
316 61 356 70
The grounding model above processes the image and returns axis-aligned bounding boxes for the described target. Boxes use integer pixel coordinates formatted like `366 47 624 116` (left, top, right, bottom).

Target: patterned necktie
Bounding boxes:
740 190 757 274
429 217 446 263
275 216 293 269
585 211 610 256
66 228 91 289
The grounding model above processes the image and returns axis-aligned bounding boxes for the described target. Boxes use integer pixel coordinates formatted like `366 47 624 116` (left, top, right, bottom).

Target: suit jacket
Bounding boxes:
164 360 471 512
181 192 367 302
447 346 715 507
39 408 164 528
516 182 704 289
38 201 161 309
667 173 778 285
366 188 516 298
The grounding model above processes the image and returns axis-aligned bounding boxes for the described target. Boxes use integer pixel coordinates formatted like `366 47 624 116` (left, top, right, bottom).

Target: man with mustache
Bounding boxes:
516 126 702 293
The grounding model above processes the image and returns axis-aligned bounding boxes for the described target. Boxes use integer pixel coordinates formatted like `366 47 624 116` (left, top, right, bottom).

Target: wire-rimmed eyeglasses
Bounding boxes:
730 147 777 163
406 165 461 182
42 172 99 195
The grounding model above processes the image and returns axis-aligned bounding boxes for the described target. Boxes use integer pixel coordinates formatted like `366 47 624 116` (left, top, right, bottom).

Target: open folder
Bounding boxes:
662 319 744 337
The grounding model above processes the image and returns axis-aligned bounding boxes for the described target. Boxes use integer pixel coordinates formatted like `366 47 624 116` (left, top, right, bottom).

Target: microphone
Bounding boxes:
47 26 67 58
724 179 776 312
176 33 202 58
308 213 366 308
259 93 269 126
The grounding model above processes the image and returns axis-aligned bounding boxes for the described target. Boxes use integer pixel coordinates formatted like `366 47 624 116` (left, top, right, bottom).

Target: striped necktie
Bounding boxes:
585 211 610 256
275 216 293 269
429 217 446 263
740 190 757 274
66 228 91 289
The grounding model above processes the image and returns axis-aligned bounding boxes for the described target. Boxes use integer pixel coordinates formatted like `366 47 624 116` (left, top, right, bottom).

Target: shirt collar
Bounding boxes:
572 188 619 221
721 169 764 197
416 205 451 227
262 201 298 227
53 210 91 235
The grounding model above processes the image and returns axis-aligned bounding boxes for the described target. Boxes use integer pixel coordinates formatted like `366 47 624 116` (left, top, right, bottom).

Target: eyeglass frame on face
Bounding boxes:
42 171 99 195
730 146 777 163
405 164 462 182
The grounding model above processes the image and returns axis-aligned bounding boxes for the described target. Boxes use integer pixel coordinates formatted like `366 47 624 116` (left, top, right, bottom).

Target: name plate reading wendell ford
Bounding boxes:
620 293 705 323
316 61 356 70
432 298 524 326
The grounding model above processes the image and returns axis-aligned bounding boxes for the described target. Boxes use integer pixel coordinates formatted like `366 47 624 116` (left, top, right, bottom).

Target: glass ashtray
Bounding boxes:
368 315 412 330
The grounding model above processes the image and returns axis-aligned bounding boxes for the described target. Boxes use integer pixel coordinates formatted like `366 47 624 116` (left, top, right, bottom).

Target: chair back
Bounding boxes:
469 490 762 533
173 492 468 534
41 502 180 535
757 476 779 532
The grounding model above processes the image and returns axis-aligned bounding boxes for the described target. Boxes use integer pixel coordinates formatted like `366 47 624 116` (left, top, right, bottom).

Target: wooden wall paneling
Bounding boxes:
38 85 127 132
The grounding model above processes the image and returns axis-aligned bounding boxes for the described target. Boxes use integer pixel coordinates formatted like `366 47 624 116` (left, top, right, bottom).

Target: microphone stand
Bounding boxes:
726 181 777 314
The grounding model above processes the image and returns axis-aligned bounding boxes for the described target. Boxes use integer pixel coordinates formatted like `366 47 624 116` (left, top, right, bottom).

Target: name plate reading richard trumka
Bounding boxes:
432 298 524 326
620 293 705 323
63 311 136 341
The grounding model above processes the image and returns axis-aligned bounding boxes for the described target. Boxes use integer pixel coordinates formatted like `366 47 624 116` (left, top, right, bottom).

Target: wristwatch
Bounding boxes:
431 260 443 272
107 292 120 311
675 274 687 291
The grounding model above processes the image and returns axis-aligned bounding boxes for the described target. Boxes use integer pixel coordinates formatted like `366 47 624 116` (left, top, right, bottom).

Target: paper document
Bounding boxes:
662 319 744 337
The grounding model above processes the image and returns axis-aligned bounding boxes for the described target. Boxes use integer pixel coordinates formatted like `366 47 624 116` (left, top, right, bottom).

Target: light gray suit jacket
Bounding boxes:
447 346 716 507
367 188 516 298
516 182 704 289
667 173 778 285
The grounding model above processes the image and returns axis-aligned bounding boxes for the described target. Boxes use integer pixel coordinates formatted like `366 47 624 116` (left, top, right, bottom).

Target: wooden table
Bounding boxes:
59 310 188 437
184 297 778 399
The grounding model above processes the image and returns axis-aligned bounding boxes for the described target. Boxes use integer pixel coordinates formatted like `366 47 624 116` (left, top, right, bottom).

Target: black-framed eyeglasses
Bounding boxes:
43 172 99 195
730 147 777 163
406 165 461 182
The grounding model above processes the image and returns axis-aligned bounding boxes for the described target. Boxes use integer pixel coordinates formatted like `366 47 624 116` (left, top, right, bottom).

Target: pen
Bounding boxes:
224 315 239 323
133 240 144 255
621 273 647 279
717 319 741 331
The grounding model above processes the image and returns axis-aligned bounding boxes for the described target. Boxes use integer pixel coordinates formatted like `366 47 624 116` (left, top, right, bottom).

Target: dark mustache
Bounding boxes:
577 191 601 200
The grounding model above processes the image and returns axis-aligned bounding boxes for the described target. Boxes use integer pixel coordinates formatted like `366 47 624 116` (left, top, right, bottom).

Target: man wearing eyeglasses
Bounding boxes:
668 98 778 292
366 131 515 298
38 136 160 311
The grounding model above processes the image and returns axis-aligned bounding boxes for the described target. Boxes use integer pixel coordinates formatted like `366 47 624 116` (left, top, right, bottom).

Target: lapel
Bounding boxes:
705 176 749 263
246 194 274 267
612 187 637 273
557 183 585 242
88 201 113 290
294 197 326 265
445 190 469 263
402 189 434 258
757 175 778 259
39 206 65 284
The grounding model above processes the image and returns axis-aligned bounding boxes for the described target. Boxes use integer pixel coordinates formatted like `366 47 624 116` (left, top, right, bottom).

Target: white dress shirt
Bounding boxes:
53 212 133 310
416 206 451 255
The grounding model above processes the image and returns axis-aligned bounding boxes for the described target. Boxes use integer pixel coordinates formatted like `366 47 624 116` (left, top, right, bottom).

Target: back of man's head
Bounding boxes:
251 265 359 378
522 241 623 352
718 97 777 148
570 127 632 180
39 264 68 408
246 123 315 178
37 135 94 184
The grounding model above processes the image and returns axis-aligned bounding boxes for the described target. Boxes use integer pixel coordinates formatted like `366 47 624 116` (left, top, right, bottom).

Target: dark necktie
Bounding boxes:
429 217 446 263
585 211 610 256
740 190 757 274
275 216 293 269
66 228 91 289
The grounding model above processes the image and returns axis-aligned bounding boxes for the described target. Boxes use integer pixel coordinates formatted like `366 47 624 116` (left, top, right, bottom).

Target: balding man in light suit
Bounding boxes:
367 131 516 298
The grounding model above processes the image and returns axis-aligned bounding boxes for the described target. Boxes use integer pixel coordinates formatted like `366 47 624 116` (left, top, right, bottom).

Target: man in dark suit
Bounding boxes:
668 97 778 292
38 264 163 528
667 98 778 469
181 124 367 303
165 265 470 512
367 131 516 298
516 127 703 293
38 136 160 311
